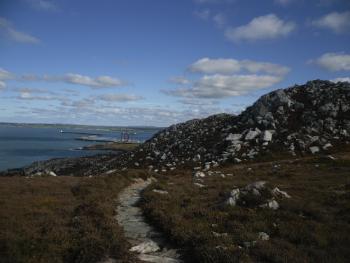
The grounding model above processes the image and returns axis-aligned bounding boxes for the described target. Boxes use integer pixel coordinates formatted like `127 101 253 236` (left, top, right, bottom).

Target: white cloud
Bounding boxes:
98 94 143 102
17 92 63 101
312 52 350 71
0 17 40 44
194 9 211 20
312 11 350 33
213 13 226 27
331 77 350 83
0 68 14 80
0 81 6 90
274 0 294 6
164 74 282 99
225 14 296 42
178 98 218 105
62 74 124 88
13 87 65 101
0 69 126 89
20 73 125 88
169 76 191 85
189 58 241 74
26 0 59 11
0 68 16 90
189 57 290 76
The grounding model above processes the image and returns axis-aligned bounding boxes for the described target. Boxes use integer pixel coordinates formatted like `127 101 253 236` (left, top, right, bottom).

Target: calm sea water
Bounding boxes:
0 125 159 171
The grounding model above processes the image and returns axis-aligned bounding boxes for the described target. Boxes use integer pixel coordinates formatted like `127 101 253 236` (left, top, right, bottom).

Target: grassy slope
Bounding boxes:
83 142 140 152
141 151 350 263
1 150 349 263
0 174 139 263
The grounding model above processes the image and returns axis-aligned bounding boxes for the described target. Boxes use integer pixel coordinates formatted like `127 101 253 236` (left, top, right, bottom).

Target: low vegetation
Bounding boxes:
82 142 140 152
0 173 138 263
141 151 350 263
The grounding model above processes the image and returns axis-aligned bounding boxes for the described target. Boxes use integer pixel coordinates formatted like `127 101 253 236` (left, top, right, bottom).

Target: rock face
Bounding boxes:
115 80 350 171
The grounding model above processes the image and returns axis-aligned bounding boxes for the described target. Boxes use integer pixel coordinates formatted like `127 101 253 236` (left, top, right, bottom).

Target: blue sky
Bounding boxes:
0 0 349 126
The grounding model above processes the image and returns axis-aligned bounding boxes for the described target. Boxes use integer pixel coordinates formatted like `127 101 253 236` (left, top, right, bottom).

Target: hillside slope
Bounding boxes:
117 80 350 172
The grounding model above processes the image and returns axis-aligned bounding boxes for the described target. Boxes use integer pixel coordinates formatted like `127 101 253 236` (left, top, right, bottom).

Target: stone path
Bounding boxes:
116 178 183 263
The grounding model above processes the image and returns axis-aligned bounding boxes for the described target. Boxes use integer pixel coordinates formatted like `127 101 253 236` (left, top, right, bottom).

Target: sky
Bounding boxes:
0 0 349 127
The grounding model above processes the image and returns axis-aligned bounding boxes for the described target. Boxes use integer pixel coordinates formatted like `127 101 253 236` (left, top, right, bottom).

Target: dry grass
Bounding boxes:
141 151 350 262
0 174 138 263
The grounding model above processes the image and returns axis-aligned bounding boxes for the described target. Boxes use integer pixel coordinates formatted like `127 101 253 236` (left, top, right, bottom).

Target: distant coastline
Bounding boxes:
0 124 159 172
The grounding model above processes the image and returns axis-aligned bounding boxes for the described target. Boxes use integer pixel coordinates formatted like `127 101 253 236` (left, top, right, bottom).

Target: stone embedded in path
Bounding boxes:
130 240 160 254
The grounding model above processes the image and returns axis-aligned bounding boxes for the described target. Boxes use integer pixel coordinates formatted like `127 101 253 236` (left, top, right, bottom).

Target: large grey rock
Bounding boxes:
226 133 242 141
245 129 261 140
261 130 273 142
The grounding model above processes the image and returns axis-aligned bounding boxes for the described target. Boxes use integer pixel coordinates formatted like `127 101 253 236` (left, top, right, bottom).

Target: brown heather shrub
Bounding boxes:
141 150 350 263
0 174 137 263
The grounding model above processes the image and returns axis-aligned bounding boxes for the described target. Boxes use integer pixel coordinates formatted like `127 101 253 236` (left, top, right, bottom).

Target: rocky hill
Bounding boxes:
116 80 350 172
12 79 350 177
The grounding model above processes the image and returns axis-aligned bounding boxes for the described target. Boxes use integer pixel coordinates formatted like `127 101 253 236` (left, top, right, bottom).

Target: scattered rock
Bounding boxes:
226 188 240 206
212 231 228 237
152 189 169 195
49 171 57 177
262 199 279 210
272 187 291 198
309 146 320 154
194 171 206 178
261 130 273 142
258 232 270 241
245 129 261 140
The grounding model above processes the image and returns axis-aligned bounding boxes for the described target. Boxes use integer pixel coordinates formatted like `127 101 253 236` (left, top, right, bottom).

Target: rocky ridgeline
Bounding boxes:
117 80 350 172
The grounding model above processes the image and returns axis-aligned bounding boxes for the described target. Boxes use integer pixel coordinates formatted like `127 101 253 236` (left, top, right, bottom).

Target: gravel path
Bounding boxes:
116 178 183 263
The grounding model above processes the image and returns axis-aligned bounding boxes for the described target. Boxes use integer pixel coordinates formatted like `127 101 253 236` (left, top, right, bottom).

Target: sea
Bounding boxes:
0 124 160 171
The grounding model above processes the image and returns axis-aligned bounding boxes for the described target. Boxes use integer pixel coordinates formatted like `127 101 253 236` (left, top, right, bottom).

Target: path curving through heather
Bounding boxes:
116 178 183 263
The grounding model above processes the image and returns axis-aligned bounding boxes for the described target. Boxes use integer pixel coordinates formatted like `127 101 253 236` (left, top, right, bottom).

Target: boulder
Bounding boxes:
261 130 273 142
245 129 261 141
226 133 242 141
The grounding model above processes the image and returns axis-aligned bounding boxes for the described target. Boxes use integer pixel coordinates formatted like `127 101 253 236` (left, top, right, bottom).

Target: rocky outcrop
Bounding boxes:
116 80 350 172
225 181 291 210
